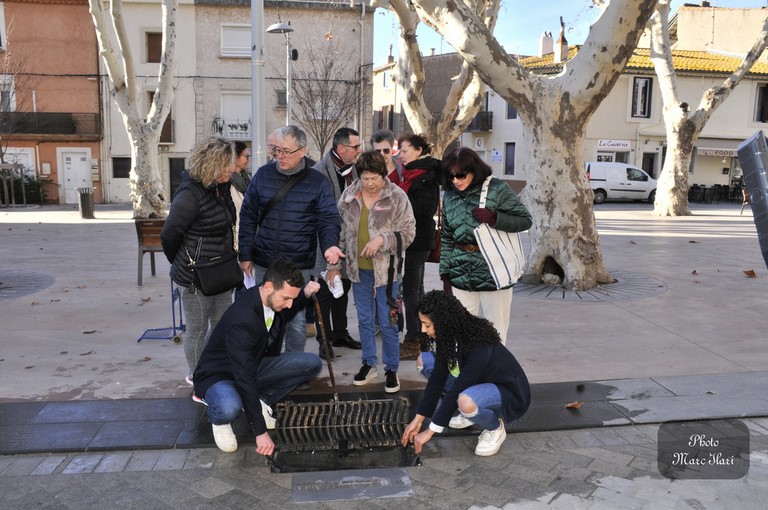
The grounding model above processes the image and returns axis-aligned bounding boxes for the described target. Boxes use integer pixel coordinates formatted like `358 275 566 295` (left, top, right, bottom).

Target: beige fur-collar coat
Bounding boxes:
337 179 416 286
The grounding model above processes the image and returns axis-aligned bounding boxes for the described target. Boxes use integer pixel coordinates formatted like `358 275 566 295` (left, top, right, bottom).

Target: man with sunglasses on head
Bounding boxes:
310 127 364 358
239 125 344 360
371 129 404 181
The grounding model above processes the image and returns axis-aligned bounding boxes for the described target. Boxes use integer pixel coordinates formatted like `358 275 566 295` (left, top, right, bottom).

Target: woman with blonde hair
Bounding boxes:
162 136 239 386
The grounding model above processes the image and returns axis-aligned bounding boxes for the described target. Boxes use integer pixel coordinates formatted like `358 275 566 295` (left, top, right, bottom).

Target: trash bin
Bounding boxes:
77 187 94 219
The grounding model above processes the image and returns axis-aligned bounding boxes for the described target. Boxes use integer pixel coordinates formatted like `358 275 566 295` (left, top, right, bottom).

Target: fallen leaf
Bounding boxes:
744 269 757 278
77 285 87 289
706 390 716 394
50 299 60 303
565 401 583 409
31 300 39 305
691 270 699 275
80 351 92 356
139 356 152 362
689 240 699 244
82 330 97 335
629 240 636 244
141 297 151 303
25 365 35 369
60 351 68 355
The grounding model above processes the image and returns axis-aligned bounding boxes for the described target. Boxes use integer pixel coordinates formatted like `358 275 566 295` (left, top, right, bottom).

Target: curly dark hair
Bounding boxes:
417 290 501 366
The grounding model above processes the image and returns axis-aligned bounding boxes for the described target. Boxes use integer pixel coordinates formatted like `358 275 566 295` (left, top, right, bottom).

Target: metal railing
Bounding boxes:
466 111 493 132
0 112 101 136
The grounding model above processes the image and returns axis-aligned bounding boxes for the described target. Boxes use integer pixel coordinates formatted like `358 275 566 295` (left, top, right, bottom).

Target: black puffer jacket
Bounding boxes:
399 156 441 252
161 172 237 288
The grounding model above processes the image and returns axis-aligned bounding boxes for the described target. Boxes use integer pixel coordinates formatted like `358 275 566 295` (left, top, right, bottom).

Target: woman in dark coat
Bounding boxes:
388 134 440 359
402 290 531 457
161 136 238 385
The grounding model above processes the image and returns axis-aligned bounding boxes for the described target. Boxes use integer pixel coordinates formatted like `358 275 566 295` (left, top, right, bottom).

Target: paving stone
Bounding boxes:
61 453 103 474
549 492 593 509
651 372 768 397
153 450 190 471
565 429 604 448
188 474 235 499
573 447 635 467
124 450 160 471
589 427 630 446
94 451 133 473
612 394 768 424
1 455 45 476
0 455 15 473
183 448 218 469
29 454 67 475
89 420 183 450
590 486 650 510
586 458 637 479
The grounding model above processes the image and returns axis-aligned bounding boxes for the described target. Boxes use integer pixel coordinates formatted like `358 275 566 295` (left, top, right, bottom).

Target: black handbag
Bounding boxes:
189 249 243 296
184 198 243 296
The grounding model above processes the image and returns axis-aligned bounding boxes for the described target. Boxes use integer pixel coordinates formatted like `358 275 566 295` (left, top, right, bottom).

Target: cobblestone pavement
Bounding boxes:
2 419 767 509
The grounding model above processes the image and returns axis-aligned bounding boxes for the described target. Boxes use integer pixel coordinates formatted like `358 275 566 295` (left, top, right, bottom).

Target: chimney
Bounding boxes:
430 48 436 56
539 31 553 57
387 44 394 64
701 1 710 6
554 17 568 63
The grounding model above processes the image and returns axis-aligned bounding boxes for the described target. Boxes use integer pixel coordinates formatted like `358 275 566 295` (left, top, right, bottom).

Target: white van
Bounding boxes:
586 162 657 204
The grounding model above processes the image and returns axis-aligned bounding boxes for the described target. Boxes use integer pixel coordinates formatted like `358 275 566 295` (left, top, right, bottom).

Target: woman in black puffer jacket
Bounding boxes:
389 134 440 359
161 136 238 385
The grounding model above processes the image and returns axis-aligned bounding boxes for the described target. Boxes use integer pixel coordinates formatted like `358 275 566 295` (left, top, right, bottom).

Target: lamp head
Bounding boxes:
266 22 294 34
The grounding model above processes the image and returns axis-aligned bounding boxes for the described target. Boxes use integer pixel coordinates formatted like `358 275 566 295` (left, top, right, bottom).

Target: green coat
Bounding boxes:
439 177 532 291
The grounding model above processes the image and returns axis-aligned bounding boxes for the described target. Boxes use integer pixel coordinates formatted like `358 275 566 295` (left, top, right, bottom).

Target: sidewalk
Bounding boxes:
2 202 768 508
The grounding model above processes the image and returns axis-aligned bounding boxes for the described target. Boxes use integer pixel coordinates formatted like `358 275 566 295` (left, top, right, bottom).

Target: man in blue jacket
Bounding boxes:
238 125 344 353
192 259 322 455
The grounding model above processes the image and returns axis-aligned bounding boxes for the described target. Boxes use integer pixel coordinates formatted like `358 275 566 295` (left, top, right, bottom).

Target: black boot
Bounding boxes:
318 338 335 361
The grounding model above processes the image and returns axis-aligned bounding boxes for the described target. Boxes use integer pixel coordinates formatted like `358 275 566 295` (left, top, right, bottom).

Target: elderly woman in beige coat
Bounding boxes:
336 151 415 393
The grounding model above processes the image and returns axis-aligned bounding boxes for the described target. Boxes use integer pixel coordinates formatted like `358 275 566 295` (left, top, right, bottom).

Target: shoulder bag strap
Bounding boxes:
386 231 402 309
478 176 493 208
257 170 308 228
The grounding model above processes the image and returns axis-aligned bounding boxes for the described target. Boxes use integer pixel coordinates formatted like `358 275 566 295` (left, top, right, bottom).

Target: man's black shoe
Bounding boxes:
318 339 335 360
332 333 362 350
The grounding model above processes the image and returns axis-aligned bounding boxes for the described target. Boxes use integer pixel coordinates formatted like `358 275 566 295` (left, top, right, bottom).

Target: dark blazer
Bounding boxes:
417 342 531 429
192 286 308 436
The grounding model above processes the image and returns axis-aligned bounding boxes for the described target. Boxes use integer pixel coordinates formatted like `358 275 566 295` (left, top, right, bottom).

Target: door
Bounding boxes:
60 150 92 204
642 152 657 179
622 167 652 200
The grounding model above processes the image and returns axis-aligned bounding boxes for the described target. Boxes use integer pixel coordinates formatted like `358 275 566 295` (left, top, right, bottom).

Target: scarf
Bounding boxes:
389 166 428 194
330 149 354 187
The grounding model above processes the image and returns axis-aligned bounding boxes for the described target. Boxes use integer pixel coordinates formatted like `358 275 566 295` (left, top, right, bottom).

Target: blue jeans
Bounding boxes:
418 351 455 392
248 265 312 353
457 383 503 431
203 352 322 425
352 269 399 373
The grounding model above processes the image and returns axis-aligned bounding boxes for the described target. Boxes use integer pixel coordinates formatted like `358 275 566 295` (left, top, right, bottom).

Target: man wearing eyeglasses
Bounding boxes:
310 127 364 358
239 125 344 357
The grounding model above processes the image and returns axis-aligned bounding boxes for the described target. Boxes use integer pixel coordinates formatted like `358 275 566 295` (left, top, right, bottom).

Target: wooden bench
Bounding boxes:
135 219 166 286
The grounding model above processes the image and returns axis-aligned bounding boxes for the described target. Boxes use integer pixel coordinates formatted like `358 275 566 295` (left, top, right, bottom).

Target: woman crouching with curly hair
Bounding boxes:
401 290 531 457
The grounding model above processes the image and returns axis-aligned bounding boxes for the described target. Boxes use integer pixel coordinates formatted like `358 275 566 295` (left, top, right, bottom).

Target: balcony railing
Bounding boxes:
0 112 101 136
466 111 493 132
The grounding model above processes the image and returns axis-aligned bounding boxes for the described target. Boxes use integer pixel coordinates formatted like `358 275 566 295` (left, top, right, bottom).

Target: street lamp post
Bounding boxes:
266 22 294 126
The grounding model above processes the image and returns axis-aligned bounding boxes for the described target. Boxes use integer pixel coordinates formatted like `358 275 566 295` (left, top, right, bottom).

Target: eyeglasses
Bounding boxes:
451 171 470 181
374 148 391 155
343 144 362 151
270 146 304 157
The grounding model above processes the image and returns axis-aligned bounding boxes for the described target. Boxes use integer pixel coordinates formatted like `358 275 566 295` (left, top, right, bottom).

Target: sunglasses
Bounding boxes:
375 148 391 155
451 171 470 181
343 144 362 151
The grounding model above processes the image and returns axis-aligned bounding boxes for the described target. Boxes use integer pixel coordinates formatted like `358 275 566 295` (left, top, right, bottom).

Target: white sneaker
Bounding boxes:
474 419 506 456
212 423 238 453
449 414 474 429
260 399 276 430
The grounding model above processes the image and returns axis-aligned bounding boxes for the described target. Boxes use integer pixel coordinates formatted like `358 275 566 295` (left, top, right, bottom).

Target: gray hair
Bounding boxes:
278 125 307 149
370 129 395 146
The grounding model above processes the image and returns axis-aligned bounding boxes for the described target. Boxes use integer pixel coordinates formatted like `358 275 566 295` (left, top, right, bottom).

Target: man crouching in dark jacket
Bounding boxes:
192 259 322 455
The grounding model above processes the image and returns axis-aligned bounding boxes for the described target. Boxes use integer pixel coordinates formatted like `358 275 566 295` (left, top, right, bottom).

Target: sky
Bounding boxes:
372 0 768 68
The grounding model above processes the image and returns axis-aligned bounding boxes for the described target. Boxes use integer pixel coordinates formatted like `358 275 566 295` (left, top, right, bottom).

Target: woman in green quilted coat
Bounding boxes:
438 147 532 344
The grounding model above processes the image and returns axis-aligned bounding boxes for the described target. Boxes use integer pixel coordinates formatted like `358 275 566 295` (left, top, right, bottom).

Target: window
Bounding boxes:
221 24 250 58
0 75 14 112
506 103 518 120
146 32 162 63
631 77 652 118
148 92 174 144
504 143 516 176
113 157 131 179
755 84 768 123
627 168 648 182
276 89 287 109
0 3 7 51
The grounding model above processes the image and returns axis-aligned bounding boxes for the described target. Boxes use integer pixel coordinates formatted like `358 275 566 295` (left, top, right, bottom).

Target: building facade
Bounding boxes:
0 0 101 205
